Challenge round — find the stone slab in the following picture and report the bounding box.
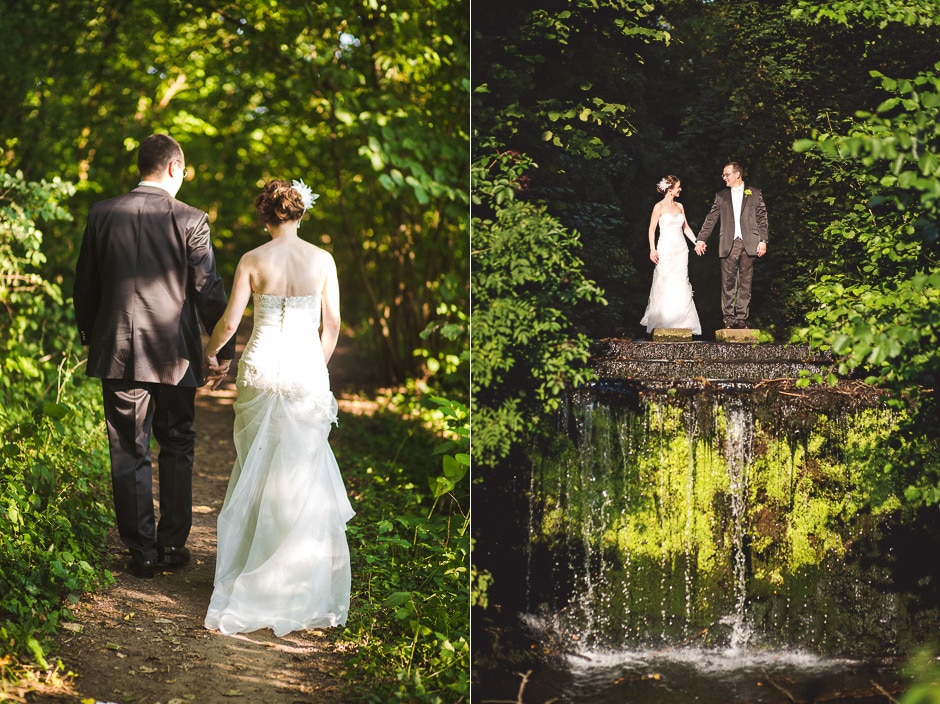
[588,338,836,382]
[652,328,694,341]
[715,328,760,344]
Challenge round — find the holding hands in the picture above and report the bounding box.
[694,240,765,257]
[204,354,232,391]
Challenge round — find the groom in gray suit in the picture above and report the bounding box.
[74,134,235,579]
[694,162,768,329]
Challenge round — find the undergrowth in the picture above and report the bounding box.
[333,391,470,703]
[0,171,114,672]
[0,376,114,661]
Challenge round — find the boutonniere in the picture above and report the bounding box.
[744,188,753,197]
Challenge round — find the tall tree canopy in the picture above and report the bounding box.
[471,0,670,467]
[473,0,939,341]
[470,0,940,506]
[1,0,469,383]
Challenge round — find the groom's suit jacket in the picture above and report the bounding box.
[697,186,769,257]
[74,185,235,387]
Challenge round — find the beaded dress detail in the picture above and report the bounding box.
[205,293,354,637]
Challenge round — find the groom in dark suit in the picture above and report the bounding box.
[74,134,235,579]
[694,162,768,329]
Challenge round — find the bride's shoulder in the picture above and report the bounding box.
[237,245,264,268]
[304,240,336,263]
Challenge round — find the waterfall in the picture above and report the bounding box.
[478,342,940,703]
[724,398,752,651]
[523,384,917,659]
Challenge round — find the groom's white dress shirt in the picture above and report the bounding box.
[731,185,744,239]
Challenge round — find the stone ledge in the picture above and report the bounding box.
[652,328,694,341]
[588,338,836,382]
[715,328,760,344]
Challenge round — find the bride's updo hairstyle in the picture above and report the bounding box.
[656,175,680,194]
[255,180,307,226]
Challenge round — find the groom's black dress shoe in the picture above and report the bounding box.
[157,546,191,569]
[127,557,157,579]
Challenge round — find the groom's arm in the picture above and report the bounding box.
[186,213,237,362]
[74,217,101,345]
[695,195,721,255]
[755,189,768,243]
[753,189,768,256]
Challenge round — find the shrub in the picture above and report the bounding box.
[335,393,469,703]
[0,170,113,662]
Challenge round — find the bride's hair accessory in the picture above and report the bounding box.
[291,179,319,211]
[657,175,680,194]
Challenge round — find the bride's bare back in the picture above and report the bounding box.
[244,236,332,298]
[205,222,341,369]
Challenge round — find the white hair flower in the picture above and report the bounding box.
[657,178,670,192]
[291,179,319,211]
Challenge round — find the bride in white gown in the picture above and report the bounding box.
[202,179,354,637]
[640,175,702,334]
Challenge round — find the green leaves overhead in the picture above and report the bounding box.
[795,64,940,221]
[792,0,939,28]
[0,0,469,384]
[471,147,605,465]
[793,60,940,395]
[473,0,667,158]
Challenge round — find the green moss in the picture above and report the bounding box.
[526,395,920,651]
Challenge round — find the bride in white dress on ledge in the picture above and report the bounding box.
[640,175,702,334]
[203,179,354,637]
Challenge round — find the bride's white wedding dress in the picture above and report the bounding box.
[640,211,702,334]
[204,293,354,637]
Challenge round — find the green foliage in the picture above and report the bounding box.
[471,147,605,466]
[793,0,939,28]
[0,170,113,663]
[796,63,940,220]
[347,513,468,703]
[0,391,114,658]
[0,0,469,384]
[335,397,468,702]
[791,60,940,513]
[416,303,470,398]
[472,0,668,158]
[901,649,940,703]
[470,542,493,609]
[426,396,469,525]
[793,62,940,389]
[0,172,76,402]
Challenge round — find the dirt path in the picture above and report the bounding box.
[28,323,366,704]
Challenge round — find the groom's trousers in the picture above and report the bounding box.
[101,380,196,563]
[720,237,755,326]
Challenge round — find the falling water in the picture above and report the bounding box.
[724,398,752,651]
[515,380,933,701]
